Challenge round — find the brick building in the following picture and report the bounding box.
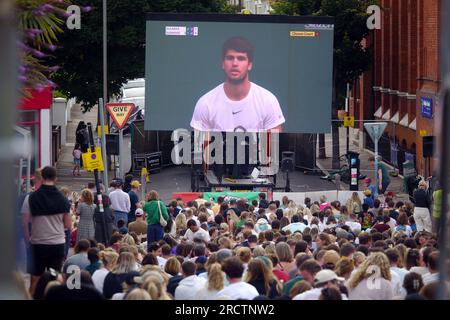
[350,0,440,176]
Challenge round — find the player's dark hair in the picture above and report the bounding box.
[222,36,254,62]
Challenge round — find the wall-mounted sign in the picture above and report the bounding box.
[420,97,433,119]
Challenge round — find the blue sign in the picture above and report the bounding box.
[421,97,433,118]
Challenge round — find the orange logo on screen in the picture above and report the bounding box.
[106,103,135,130]
[290,31,319,37]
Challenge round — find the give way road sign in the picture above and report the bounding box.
[364,122,387,143]
[106,103,135,130]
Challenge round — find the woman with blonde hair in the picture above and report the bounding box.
[284,201,298,220]
[195,263,225,300]
[142,272,172,300]
[103,251,137,299]
[245,258,282,298]
[346,192,362,215]
[174,212,187,235]
[76,188,96,242]
[92,249,119,294]
[347,252,393,300]
[125,288,151,300]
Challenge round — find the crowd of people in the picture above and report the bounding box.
[17,166,446,300]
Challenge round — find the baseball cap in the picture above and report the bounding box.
[364,177,371,184]
[195,256,207,264]
[131,180,141,188]
[217,249,233,262]
[314,269,344,285]
[135,208,144,217]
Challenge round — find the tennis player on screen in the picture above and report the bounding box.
[190,36,285,132]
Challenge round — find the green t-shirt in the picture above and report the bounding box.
[143,200,169,225]
[378,163,390,186]
[432,189,443,219]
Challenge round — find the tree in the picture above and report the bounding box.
[50,0,237,112]
[17,0,73,93]
[271,0,375,168]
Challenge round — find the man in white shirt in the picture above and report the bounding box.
[345,213,362,234]
[217,257,259,300]
[190,36,285,133]
[422,251,439,285]
[175,261,207,300]
[108,179,131,227]
[183,219,211,243]
[282,214,307,234]
[386,248,409,298]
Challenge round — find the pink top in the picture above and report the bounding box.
[320,203,331,211]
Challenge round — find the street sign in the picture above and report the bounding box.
[106,103,134,130]
[364,122,387,198]
[364,122,387,143]
[82,147,104,172]
[344,116,355,127]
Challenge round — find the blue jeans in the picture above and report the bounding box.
[114,211,128,227]
[147,224,164,248]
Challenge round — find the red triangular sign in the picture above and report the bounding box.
[106,103,135,130]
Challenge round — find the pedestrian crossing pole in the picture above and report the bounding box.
[87,122,108,244]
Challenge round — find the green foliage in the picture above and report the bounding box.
[17,0,70,92]
[271,0,377,107]
[50,0,235,112]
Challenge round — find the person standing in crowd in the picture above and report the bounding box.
[369,156,391,195]
[109,179,131,227]
[128,208,147,243]
[128,180,141,224]
[75,121,89,167]
[143,190,169,246]
[363,178,376,200]
[22,166,72,296]
[122,174,134,194]
[92,250,119,294]
[258,193,269,209]
[217,257,259,300]
[413,180,432,232]
[94,195,116,245]
[431,180,443,236]
[175,261,207,300]
[76,189,96,242]
[72,143,82,176]
[347,252,393,300]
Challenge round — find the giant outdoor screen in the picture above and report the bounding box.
[145,13,334,133]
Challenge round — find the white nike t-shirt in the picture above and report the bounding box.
[190,82,285,132]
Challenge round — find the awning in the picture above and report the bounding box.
[391,111,400,123]
[382,109,391,120]
[399,114,409,127]
[408,118,417,130]
[374,106,383,118]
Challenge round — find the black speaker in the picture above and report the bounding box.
[105,134,119,155]
[423,136,434,158]
[281,151,295,172]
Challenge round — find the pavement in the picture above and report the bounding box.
[316,127,409,202]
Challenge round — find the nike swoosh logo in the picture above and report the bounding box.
[232,111,242,115]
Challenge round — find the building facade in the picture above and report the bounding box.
[350,0,440,176]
